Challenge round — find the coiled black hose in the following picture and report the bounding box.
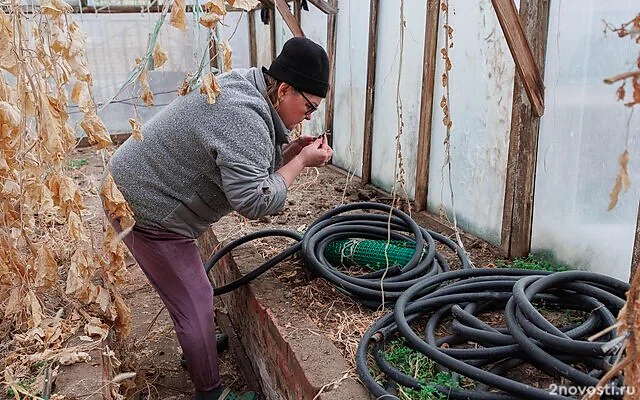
[206,202,471,307]
[356,268,629,400]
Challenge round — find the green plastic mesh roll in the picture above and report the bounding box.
[324,239,420,271]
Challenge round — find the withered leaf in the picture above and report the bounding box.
[100,172,135,230]
[607,150,630,211]
[169,0,187,31]
[68,211,88,241]
[81,113,112,149]
[35,245,57,288]
[219,40,232,72]
[138,68,154,106]
[26,290,43,328]
[199,12,221,29]
[58,350,91,365]
[129,118,143,141]
[41,0,73,17]
[112,291,132,337]
[152,42,168,69]
[227,0,260,11]
[0,101,20,138]
[200,72,221,104]
[203,0,226,15]
[66,22,92,84]
[0,10,17,75]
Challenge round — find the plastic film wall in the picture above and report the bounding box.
[331,0,369,177]
[253,11,272,68]
[74,12,250,134]
[370,0,427,199]
[531,0,640,282]
[425,0,517,246]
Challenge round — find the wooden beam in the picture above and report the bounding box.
[293,0,301,25]
[269,5,277,61]
[632,201,640,278]
[209,29,219,70]
[263,0,339,14]
[361,0,379,184]
[500,0,549,258]
[324,0,338,148]
[306,0,338,14]
[275,0,304,37]
[414,0,440,212]
[75,4,250,13]
[248,10,258,67]
[492,0,545,117]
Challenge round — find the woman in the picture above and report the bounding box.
[103,37,333,400]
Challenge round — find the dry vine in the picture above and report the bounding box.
[603,13,639,211]
[0,0,258,398]
[0,1,133,398]
[438,0,467,255]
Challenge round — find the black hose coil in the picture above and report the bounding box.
[206,202,472,307]
[357,268,629,400]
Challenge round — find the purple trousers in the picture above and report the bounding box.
[110,219,221,392]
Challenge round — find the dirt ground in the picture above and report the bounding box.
[62,143,505,400]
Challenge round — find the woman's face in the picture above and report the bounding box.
[276,83,323,129]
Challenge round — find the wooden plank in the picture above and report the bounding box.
[248,10,258,67]
[209,29,219,70]
[306,0,338,14]
[293,0,301,25]
[632,202,640,278]
[75,4,250,13]
[269,5,277,61]
[324,0,338,148]
[275,0,304,37]
[361,0,379,184]
[500,0,549,258]
[414,0,440,212]
[492,0,545,117]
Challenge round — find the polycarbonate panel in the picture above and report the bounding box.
[331,0,369,177]
[370,0,428,199]
[531,0,640,282]
[426,0,517,246]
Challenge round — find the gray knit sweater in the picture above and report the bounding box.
[107,68,290,238]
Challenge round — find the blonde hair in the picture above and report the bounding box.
[264,72,283,107]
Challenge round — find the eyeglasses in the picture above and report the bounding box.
[298,90,318,115]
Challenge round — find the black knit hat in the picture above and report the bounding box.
[264,37,329,98]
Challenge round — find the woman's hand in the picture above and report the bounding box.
[282,134,316,164]
[299,135,333,167]
[278,134,333,187]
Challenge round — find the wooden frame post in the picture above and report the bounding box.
[632,202,640,278]
[323,0,338,146]
[492,0,545,117]
[293,0,301,25]
[275,0,304,37]
[414,0,440,211]
[248,10,258,67]
[361,0,379,184]
[269,5,277,61]
[501,0,550,258]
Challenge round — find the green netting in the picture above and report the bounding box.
[324,239,421,271]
